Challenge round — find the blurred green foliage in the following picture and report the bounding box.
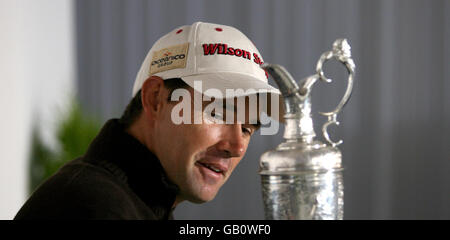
[29,101,101,194]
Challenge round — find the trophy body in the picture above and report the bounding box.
[260,142,343,220]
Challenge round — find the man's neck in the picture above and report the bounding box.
[125,116,154,153]
[172,196,184,209]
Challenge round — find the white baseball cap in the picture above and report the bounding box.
[132,22,280,98]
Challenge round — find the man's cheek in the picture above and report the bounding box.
[230,158,242,172]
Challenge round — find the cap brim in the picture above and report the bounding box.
[181,72,280,98]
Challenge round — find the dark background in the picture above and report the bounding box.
[75,0,450,219]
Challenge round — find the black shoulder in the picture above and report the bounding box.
[15,159,147,220]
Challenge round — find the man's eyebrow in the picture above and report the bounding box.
[252,121,262,130]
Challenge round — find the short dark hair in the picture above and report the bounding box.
[119,78,189,128]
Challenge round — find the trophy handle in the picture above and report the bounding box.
[316,39,355,147]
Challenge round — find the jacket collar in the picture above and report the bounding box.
[83,119,179,219]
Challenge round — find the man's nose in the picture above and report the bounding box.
[215,124,246,158]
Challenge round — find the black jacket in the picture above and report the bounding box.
[15,119,179,220]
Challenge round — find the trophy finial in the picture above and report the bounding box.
[333,39,352,59]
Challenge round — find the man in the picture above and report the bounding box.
[15,22,280,219]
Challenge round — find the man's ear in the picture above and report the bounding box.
[141,76,166,121]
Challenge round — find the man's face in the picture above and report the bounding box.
[152,87,259,203]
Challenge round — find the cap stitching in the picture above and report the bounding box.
[191,22,201,75]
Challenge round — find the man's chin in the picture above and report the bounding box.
[185,191,219,204]
[189,198,209,204]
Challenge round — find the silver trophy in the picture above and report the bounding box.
[260,39,355,220]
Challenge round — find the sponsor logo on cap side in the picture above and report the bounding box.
[150,43,189,75]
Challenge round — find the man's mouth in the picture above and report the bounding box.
[198,162,223,174]
[195,158,229,181]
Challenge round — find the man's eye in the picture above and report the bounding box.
[242,127,252,136]
[211,111,224,120]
